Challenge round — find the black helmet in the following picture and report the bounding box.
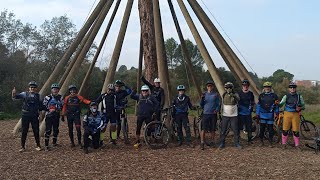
[115,80,124,86]
[242,79,250,86]
[90,101,97,107]
[206,80,214,85]
[68,85,77,91]
[224,82,234,88]
[288,82,297,88]
[28,81,38,87]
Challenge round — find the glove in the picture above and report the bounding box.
[201,93,205,100]
[63,116,67,122]
[296,107,302,112]
[213,110,218,114]
[275,114,279,120]
[60,116,65,122]
[152,113,157,120]
[191,106,196,111]
[255,114,260,120]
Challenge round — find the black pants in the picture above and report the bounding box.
[136,116,152,135]
[67,114,81,144]
[21,115,40,148]
[174,113,191,142]
[220,116,240,145]
[259,123,274,142]
[83,129,100,149]
[45,114,60,146]
[238,115,252,141]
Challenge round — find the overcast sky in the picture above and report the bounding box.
[2,0,320,80]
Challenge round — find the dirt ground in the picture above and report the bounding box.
[1,118,320,180]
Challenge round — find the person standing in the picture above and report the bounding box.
[62,85,91,148]
[42,83,64,151]
[279,82,305,150]
[12,81,44,152]
[218,82,241,150]
[172,85,195,147]
[256,82,279,147]
[199,80,220,150]
[238,79,255,144]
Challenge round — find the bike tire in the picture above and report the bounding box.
[121,117,129,144]
[144,121,169,149]
[300,120,317,140]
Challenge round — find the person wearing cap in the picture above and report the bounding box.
[83,102,106,154]
[42,83,64,151]
[130,85,159,148]
[256,81,279,147]
[114,80,132,140]
[238,79,255,144]
[141,76,165,121]
[199,80,221,150]
[62,85,91,148]
[95,84,118,146]
[12,81,44,152]
[172,85,195,147]
[279,82,305,149]
[219,82,241,150]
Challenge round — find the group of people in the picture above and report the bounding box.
[12,77,305,153]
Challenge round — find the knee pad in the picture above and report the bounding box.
[293,131,299,137]
[282,130,289,136]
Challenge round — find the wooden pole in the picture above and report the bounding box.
[79,0,122,95]
[167,0,202,99]
[177,0,224,96]
[153,0,172,107]
[101,0,134,93]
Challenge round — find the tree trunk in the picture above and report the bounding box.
[138,0,158,82]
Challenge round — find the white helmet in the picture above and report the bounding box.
[154,78,161,83]
[141,85,150,91]
[107,84,115,90]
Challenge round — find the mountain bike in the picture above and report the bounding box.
[305,128,320,153]
[193,106,203,140]
[144,106,175,149]
[120,108,130,144]
[239,116,259,141]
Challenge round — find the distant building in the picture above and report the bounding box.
[295,80,319,88]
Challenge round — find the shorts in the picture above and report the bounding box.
[201,114,217,132]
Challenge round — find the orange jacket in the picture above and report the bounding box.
[62,94,91,115]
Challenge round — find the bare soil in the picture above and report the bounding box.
[0,118,320,179]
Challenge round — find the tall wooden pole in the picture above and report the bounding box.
[177,0,224,96]
[187,0,260,97]
[138,0,158,82]
[153,0,172,107]
[60,0,115,95]
[101,0,134,93]
[39,0,107,95]
[79,0,122,95]
[167,0,202,99]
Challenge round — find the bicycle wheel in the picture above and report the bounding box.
[170,117,178,141]
[300,120,317,140]
[193,117,201,140]
[121,117,129,144]
[240,119,259,141]
[144,121,169,149]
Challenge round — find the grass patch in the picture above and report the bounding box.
[0,112,20,120]
[303,104,320,124]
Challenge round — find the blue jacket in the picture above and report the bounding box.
[131,92,159,117]
[238,90,255,116]
[172,94,193,114]
[256,92,279,120]
[115,86,132,110]
[200,91,220,115]
[83,111,105,134]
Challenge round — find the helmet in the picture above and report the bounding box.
[51,83,60,89]
[224,82,234,88]
[68,85,77,91]
[177,85,185,91]
[242,79,250,86]
[141,85,150,91]
[154,78,161,83]
[115,80,124,86]
[263,82,272,87]
[107,84,115,90]
[288,82,297,88]
[28,81,38,87]
[206,80,214,85]
[90,101,97,107]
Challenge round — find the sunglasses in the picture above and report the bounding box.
[289,87,296,89]
[225,87,232,89]
[29,86,37,89]
[207,85,213,87]
[142,90,148,92]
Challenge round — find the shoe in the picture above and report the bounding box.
[186,142,194,148]
[176,141,182,147]
[282,144,287,149]
[295,146,302,152]
[235,144,242,150]
[259,140,264,147]
[78,143,83,149]
[35,146,42,151]
[218,144,225,150]
[52,143,60,147]
[19,147,25,152]
[109,140,117,146]
[70,142,76,148]
[133,142,141,149]
[208,142,215,148]
[200,143,205,150]
[45,146,50,151]
[268,141,273,148]
[84,148,89,154]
